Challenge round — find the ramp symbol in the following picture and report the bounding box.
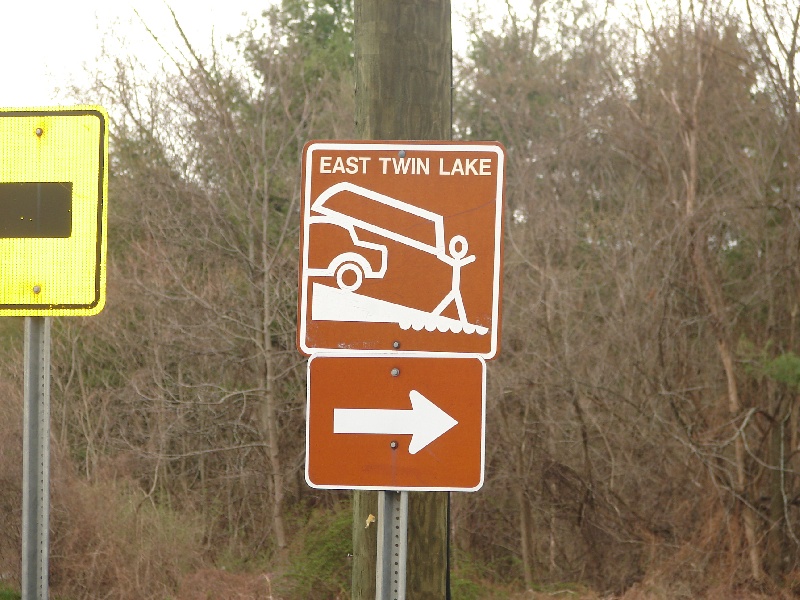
[306,182,488,335]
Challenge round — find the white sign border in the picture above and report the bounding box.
[304,351,487,492]
[298,141,505,360]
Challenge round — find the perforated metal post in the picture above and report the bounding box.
[376,491,408,600]
[22,316,50,600]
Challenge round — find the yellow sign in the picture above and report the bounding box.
[0,107,108,316]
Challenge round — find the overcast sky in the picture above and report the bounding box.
[0,0,512,109]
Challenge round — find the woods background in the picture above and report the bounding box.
[1,0,800,598]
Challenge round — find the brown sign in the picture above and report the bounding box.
[297,141,505,359]
[305,354,485,491]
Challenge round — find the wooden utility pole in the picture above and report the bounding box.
[351,1,452,598]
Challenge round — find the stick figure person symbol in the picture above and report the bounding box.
[431,235,476,324]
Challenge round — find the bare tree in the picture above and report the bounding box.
[52,5,354,564]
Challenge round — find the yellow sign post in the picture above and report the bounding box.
[0,107,108,316]
[3,106,109,600]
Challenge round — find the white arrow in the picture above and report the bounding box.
[333,390,458,454]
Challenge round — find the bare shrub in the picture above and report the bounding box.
[178,568,274,600]
[49,470,205,599]
[0,375,22,588]
[0,364,208,599]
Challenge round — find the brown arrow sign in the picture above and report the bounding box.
[305,353,485,491]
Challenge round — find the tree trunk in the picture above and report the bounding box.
[257,176,287,556]
[673,71,762,579]
[352,1,452,597]
[351,491,379,599]
[518,483,535,589]
[765,386,787,580]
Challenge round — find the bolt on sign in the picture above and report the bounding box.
[297,141,506,359]
[305,353,486,491]
[0,107,108,316]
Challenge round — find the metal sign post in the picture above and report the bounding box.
[2,106,108,600]
[297,141,505,596]
[376,491,408,600]
[22,316,51,600]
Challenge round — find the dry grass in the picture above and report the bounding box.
[48,474,205,599]
[177,568,276,600]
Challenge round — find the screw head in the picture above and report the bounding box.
[390,368,400,377]
[392,341,400,349]
[390,441,398,449]
[35,128,43,137]
[32,285,41,294]
[398,150,405,158]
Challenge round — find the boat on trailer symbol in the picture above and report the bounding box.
[306,182,488,335]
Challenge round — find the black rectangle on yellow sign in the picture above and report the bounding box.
[0,182,72,238]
